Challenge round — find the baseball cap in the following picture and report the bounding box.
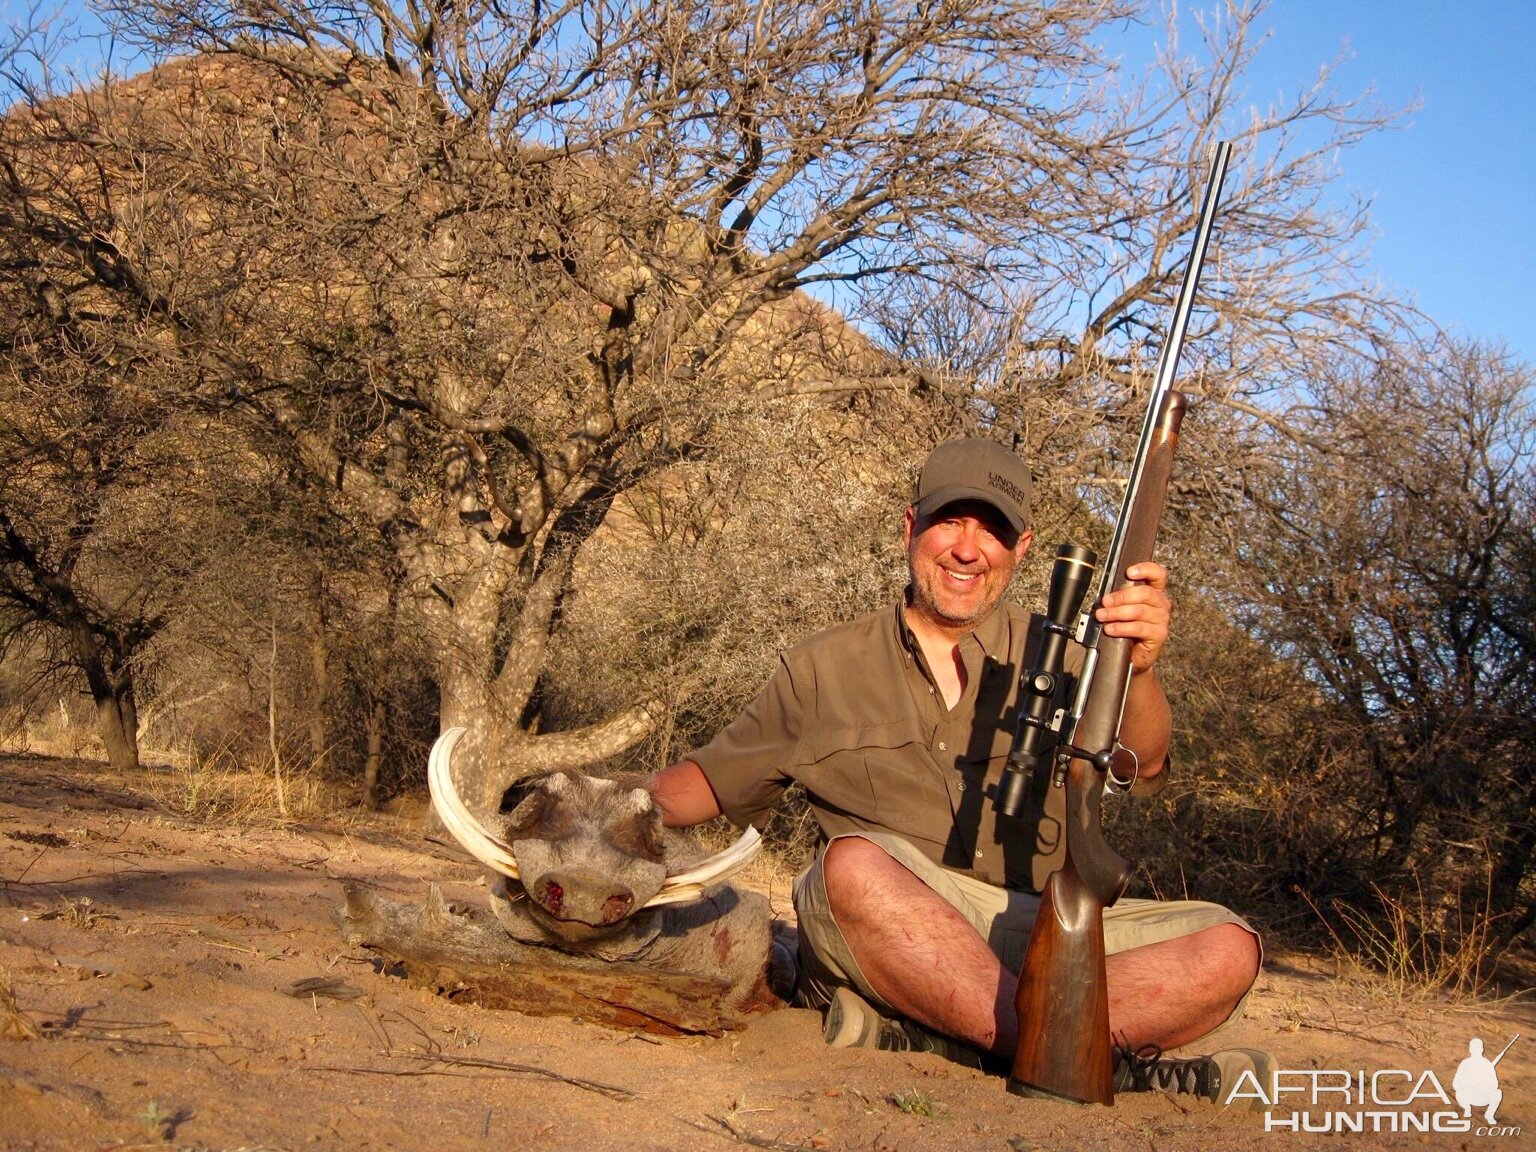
[912,438,1031,534]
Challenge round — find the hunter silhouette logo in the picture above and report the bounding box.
[1230,1032,1521,1136]
[1454,1035,1519,1124]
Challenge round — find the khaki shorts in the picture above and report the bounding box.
[793,832,1260,1028]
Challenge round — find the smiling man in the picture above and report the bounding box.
[651,438,1271,1105]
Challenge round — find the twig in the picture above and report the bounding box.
[378,1008,438,1054]
[192,932,270,958]
[356,1004,391,1053]
[11,847,49,885]
[51,1029,256,1060]
[430,1054,634,1098]
[1297,1020,1401,1043]
[681,1114,822,1152]
[305,1055,636,1101]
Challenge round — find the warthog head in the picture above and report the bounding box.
[428,727,761,943]
[499,768,668,942]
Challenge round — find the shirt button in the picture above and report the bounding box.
[975,849,984,858]
[928,686,935,694]
[956,781,966,792]
[937,741,947,751]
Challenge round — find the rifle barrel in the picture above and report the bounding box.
[1093,142,1232,612]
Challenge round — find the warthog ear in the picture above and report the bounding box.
[500,772,572,840]
[608,788,667,862]
[502,788,547,839]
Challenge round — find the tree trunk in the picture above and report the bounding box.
[308,587,330,772]
[71,626,142,773]
[268,618,288,817]
[91,676,140,773]
[437,670,494,809]
[423,548,661,824]
[362,698,386,810]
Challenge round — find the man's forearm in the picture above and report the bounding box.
[1118,667,1171,779]
[648,759,724,827]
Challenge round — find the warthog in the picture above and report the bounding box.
[421,727,790,1018]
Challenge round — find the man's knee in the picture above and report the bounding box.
[1213,921,1261,975]
[820,835,895,914]
[1196,922,1261,1001]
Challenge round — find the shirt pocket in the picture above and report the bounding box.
[955,721,1023,812]
[800,717,943,836]
[957,717,1065,879]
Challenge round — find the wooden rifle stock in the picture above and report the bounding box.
[1007,392,1187,1104]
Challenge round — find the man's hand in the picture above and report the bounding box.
[1094,561,1172,675]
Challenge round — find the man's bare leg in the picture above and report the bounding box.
[1105,921,1260,1050]
[821,836,1259,1056]
[821,836,1018,1053]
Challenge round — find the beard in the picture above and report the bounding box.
[907,561,1007,632]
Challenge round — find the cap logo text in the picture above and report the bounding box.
[988,472,1026,505]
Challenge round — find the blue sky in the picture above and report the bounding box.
[1227,1,1535,363]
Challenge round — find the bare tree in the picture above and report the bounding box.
[866,2,1406,541]
[1237,339,1535,942]
[3,0,1161,804]
[1103,336,1533,981]
[0,313,187,771]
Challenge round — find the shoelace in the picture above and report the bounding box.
[1113,1042,1212,1096]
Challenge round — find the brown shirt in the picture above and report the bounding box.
[691,598,1089,892]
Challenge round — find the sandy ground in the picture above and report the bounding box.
[1,751,1531,1152]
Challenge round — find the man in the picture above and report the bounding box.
[651,438,1269,1103]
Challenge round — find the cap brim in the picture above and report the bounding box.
[912,487,1027,534]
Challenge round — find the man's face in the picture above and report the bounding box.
[903,500,1032,633]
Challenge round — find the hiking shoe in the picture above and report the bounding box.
[821,987,992,1071]
[1113,1042,1276,1110]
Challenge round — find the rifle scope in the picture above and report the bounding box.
[994,543,1097,819]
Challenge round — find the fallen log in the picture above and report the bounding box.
[339,884,762,1036]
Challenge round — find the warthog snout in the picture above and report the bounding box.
[529,867,637,926]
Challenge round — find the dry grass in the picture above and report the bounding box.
[1302,873,1504,1003]
[59,895,102,930]
[0,965,42,1041]
[8,717,350,826]
[688,815,808,896]
[139,754,338,825]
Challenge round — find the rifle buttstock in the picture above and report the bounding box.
[1006,858,1114,1105]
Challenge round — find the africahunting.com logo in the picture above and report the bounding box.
[1230,1033,1521,1136]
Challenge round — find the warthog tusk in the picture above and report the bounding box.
[429,726,522,879]
[427,727,762,907]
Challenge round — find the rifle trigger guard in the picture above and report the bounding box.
[1104,745,1139,794]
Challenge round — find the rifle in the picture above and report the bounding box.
[992,142,1233,1105]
